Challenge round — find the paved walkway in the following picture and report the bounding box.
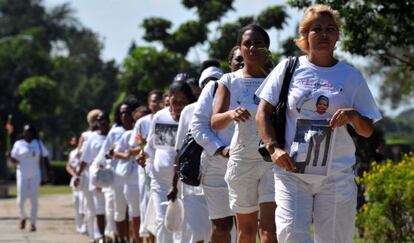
[0,193,89,243]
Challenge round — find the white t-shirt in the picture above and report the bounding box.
[220,69,266,162]
[175,103,204,196]
[11,138,49,179]
[145,107,178,189]
[93,126,125,168]
[129,114,154,177]
[257,56,382,177]
[115,130,138,185]
[81,131,107,190]
[69,149,80,170]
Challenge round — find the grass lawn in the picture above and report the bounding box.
[8,185,71,197]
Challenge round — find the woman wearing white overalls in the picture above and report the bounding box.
[9,124,49,232]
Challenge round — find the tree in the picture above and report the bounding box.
[119,46,190,102]
[0,0,119,161]
[17,76,58,119]
[288,0,414,105]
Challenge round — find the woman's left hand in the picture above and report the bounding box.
[330,108,358,128]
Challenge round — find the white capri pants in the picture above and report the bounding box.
[225,160,275,214]
[274,169,357,243]
[200,152,234,219]
[92,190,106,215]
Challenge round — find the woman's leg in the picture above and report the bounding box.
[16,175,28,228]
[211,216,234,243]
[236,212,258,243]
[29,176,41,229]
[258,202,276,243]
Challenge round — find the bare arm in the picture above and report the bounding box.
[330,108,373,138]
[65,158,77,177]
[256,99,295,171]
[167,153,180,202]
[211,83,251,131]
[113,150,131,160]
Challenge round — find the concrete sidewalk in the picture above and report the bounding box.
[0,193,89,243]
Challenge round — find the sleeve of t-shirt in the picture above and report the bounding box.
[256,58,289,106]
[129,119,141,147]
[175,106,191,151]
[144,117,156,159]
[218,72,232,91]
[81,139,93,165]
[11,141,24,160]
[115,133,128,152]
[352,73,382,123]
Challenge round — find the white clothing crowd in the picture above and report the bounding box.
[11,5,382,243]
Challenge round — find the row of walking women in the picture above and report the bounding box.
[66,4,381,243]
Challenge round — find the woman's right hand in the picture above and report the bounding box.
[271,148,296,172]
[136,152,147,167]
[167,186,178,202]
[230,106,251,123]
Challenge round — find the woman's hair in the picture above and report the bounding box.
[168,81,196,103]
[147,89,163,101]
[227,45,240,63]
[295,4,341,54]
[236,24,270,48]
[114,104,123,127]
[86,109,102,129]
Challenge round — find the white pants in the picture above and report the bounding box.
[179,195,211,243]
[225,160,275,214]
[72,190,86,232]
[274,170,357,243]
[16,175,40,225]
[104,189,116,236]
[82,184,101,240]
[151,181,173,243]
[138,166,151,236]
[113,181,141,220]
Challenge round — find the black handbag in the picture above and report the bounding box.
[258,56,299,162]
[177,130,203,186]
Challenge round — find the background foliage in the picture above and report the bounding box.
[357,156,414,241]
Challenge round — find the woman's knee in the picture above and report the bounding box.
[212,216,233,233]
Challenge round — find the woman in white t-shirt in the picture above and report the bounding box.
[211,24,276,243]
[256,5,381,242]
[129,90,164,243]
[139,82,196,243]
[66,148,86,234]
[8,124,49,232]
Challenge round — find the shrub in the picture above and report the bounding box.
[356,154,414,242]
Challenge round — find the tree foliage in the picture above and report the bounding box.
[17,76,58,119]
[0,0,119,159]
[119,46,190,96]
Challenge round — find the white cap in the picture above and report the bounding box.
[198,66,224,88]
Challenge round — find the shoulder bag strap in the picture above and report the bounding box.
[278,56,299,104]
